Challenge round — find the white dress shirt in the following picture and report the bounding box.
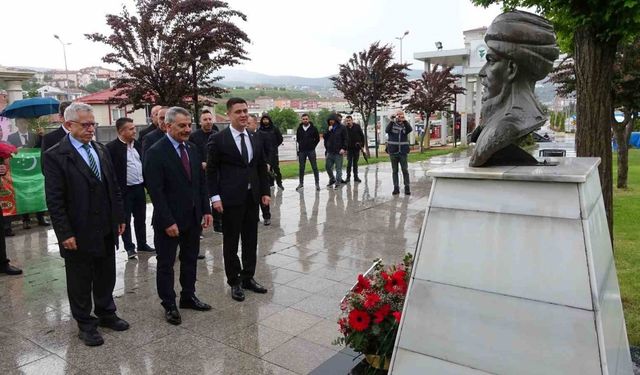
[211,126,253,203]
[119,137,144,186]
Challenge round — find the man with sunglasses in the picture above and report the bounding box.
[43,102,129,347]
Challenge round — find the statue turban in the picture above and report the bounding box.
[485,11,560,81]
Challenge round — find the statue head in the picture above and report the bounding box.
[480,11,559,104]
[470,11,559,167]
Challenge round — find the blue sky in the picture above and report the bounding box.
[3,0,503,77]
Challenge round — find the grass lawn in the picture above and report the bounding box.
[614,148,640,345]
[279,146,466,180]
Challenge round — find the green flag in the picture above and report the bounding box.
[9,148,47,214]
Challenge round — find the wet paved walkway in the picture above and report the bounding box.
[0,151,470,374]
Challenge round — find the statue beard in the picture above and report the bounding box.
[480,83,512,130]
[479,79,542,131]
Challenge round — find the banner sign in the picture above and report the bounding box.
[1,148,47,216]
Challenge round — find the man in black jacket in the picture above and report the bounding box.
[43,103,129,347]
[190,109,221,234]
[258,114,284,190]
[295,113,320,191]
[344,115,365,183]
[323,113,348,189]
[144,107,213,325]
[142,107,168,157]
[106,117,154,259]
[385,111,413,195]
[138,104,162,143]
[41,101,72,154]
[207,98,271,302]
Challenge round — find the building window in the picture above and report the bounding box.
[111,108,125,125]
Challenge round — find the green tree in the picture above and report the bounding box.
[82,80,111,93]
[472,0,640,235]
[315,108,333,133]
[267,107,299,131]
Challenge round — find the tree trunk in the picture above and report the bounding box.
[574,26,618,239]
[424,118,431,151]
[613,110,635,189]
[192,60,200,128]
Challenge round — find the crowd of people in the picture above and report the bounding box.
[0,98,414,347]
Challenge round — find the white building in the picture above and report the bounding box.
[413,27,487,146]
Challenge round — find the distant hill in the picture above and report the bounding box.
[219,68,424,89]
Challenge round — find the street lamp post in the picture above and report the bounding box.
[368,72,379,158]
[53,35,71,97]
[395,30,409,64]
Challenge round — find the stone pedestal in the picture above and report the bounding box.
[389,158,632,375]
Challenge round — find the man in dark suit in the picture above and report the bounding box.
[144,106,213,325]
[43,102,129,347]
[138,104,162,143]
[7,118,49,229]
[106,117,154,259]
[41,101,72,153]
[142,107,168,156]
[189,109,221,235]
[207,97,271,302]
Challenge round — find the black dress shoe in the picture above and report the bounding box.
[22,221,31,230]
[354,177,362,183]
[343,178,350,183]
[392,187,400,195]
[263,219,271,226]
[78,330,104,346]
[99,315,130,331]
[165,306,182,325]
[138,244,155,252]
[0,263,22,275]
[231,284,245,302]
[179,295,212,311]
[4,228,14,237]
[37,218,51,226]
[241,278,268,294]
[197,253,205,259]
[405,186,411,195]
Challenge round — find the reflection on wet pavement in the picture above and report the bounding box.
[1,155,464,374]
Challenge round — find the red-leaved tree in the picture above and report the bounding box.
[331,42,410,157]
[86,0,249,125]
[402,65,465,152]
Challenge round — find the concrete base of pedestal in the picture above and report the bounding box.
[389,158,632,375]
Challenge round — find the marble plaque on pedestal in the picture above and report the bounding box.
[389,158,632,375]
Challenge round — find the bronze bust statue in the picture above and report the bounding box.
[469,11,560,167]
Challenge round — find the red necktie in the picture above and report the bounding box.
[179,144,191,180]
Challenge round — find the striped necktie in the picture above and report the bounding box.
[81,144,101,180]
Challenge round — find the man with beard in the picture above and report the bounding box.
[295,113,320,191]
[469,11,559,167]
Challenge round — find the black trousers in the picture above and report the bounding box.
[346,149,360,179]
[122,184,148,251]
[213,209,222,229]
[154,218,200,309]
[298,150,319,185]
[222,190,258,286]
[64,236,117,332]
[271,156,282,186]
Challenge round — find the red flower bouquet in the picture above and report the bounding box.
[0,142,17,161]
[334,253,413,368]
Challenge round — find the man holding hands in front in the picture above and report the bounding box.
[207,98,271,302]
[144,107,213,325]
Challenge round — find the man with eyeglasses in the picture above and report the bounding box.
[43,102,129,347]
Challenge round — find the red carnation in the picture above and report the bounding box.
[392,311,402,323]
[348,310,371,332]
[363,293,381,309]
[354,274,371,293]
[373,304,391,323]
